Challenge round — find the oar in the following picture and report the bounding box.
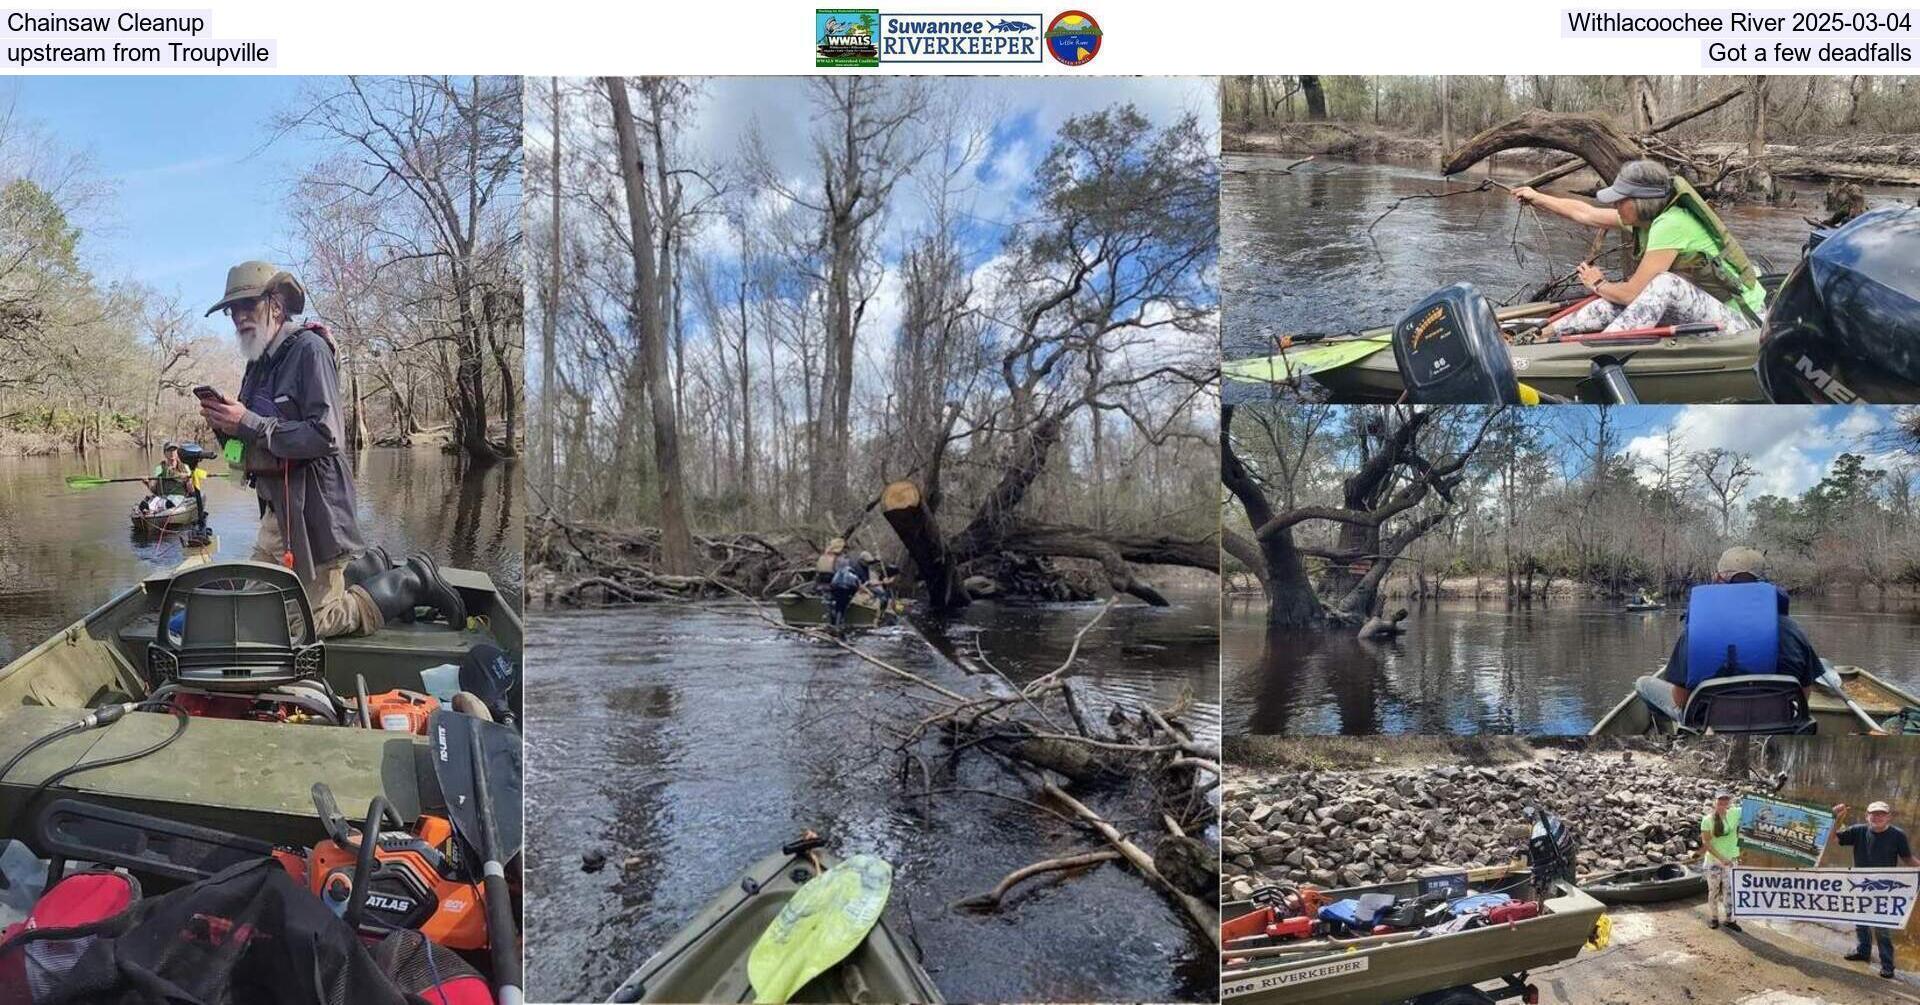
[66,472,229,489]
[748,850,894,1004]
[1816,660,1887,735]
[466,721,523,1005]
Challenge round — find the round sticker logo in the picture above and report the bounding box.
[1045,11,1101,66]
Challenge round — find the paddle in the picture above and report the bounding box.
[1223,335,1392,382]
[66,472,228,489]
[430,709,524,1004]
[748,851,894,1004]
[1816,659,1887,735]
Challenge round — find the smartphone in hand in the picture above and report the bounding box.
[192,385,226,403]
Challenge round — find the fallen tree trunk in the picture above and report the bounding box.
[998,523,1218,607]
[1442,110,1645,181]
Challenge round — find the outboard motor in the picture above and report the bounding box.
[1392,283,1523,404]
[1524,808,1578,894]
[1760,205,1920,403]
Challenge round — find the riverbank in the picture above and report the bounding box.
[1222,572,1920,603]
[1221,741,1732,900]
[1223,121,1920,192]
[527,516,1220,609]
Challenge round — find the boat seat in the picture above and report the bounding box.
[1680,674,1815,735]
[145,561,324,693]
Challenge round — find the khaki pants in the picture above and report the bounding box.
[252,513,382,638]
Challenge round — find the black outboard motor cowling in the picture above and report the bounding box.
[1760,205,1920,403]
[1392,283,1523,404]
[1525,808,1578,893]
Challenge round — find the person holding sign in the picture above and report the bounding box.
[1832,800,1916,980]
[1702,791,1743,932]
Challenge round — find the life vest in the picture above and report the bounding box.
[1635,176,1764,320]
[1683,581,1787,688]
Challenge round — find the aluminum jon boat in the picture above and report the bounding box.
[611,840,944,1003]
[0,547,522,848]
[775,590,902,628]
[1588,665,1920,736]
[1222,871,1605,1005]
[1224,298,1765,403]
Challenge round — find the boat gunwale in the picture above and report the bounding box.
[1587,665,1920,736]
[1221,876,1603,980]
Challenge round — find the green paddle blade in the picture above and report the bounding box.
[748,854,893,1004]
[64,474,131,488]
[1223,335,1391,382]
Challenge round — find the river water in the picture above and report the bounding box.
[524,595,1220,1003]
[1223,594,1920,736]
[1221,154,1893,401]
[0,448,522,664]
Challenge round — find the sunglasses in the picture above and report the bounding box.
[223,296,266,320]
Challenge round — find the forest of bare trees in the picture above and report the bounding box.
[1223,75,1920,145]
[1225,404,1920,629]
[278,75,524,462]
[527,78,1220,605]
[0,77,524,462]
[1222,75,1920,196]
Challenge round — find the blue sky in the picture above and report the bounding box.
[3,76,330,305]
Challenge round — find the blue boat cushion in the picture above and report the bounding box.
[1318,893,1398,933]
[1685,582,1780,688]
[1447,892,1513,915]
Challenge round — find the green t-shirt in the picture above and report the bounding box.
[1701,805,1742,864]
[1640,206,1767,317]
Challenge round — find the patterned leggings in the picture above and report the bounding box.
[1544,272,1742,337]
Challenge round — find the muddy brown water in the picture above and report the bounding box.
[0,448,522,665]
[1220,154,1909,402]
[524,596,1219,1003]
[1223,594,1920,736]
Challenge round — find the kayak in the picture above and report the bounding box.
[1581,863,1706,905]
[1589,665,1920,736]
[610,842,944,1003]
[1622,601,1666,612]
[776,590,902,629]
[130,495,200,532]
[1224,297,1766,403]
[1221,870,1605,1005]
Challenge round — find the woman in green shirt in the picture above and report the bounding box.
[1514,160,1766,337]
[1701,791,1743,932]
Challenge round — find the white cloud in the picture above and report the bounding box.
[1622,405,1864,500]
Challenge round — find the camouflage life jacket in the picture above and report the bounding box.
[1635,176,1764,321]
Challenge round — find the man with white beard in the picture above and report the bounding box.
[198,261,464,638]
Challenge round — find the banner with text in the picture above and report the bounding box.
[1731,867,1920,929]
[1738,796,1835,866]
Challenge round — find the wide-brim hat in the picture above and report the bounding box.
[207,260,306,317]
[1716,546,1767,578]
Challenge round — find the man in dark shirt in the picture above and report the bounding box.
[200,262,463,637]
[1831,800,1917,979]
[1632,546,1823,721]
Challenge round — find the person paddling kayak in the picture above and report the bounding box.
[1831,800,1917,980]
[139,442,198,514]
[1700,791,1742,933]
[1630,546,1824,722]
[1513,160,1766,338]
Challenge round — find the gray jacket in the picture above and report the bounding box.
[223,321,366,581]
